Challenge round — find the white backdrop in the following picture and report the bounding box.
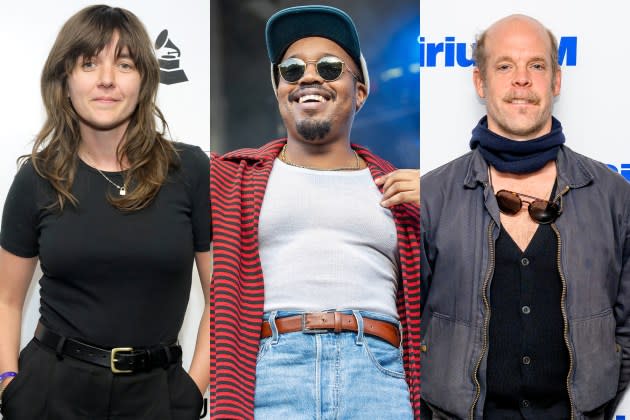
[421,0,630,417]
[0,2,209,418]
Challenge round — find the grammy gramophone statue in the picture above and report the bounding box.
[155,29,189,85]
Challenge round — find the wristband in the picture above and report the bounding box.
[0,372,17,383]
[0,372,17,406]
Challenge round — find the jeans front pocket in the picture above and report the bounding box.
[363,335,406,378]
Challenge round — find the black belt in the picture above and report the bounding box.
[34,323,182,374]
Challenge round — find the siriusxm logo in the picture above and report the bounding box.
[419,36,577,67]
[608,164,630,182]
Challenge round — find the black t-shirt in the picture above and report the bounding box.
[0,142,210,347]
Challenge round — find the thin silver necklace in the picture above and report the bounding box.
[95,168,127,196]
[81,151,127,196]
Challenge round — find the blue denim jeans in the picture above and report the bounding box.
[254,310,413,420]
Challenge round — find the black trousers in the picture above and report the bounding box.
[1,339,203,420]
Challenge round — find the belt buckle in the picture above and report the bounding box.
[301,313,330,334]
[111,347,134,373]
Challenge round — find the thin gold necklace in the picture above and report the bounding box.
[279,144,362,171]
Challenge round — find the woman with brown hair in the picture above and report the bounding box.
[0,5,209,419]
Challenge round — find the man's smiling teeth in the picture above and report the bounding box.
[298,94,326,103]
[509,99,531,104]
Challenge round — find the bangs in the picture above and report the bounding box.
[62,6,152,75]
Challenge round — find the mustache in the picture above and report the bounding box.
[503,91,540,104]
[288,83,336,102]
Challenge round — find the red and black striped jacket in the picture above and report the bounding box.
[210,139,421,419]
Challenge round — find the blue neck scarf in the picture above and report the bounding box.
[469,116,565,174]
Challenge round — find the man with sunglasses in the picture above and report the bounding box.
[420,14,630,420]
[210,5,420,419]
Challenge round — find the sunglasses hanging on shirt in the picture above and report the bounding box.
[489,168,563,224]
[495,190,561,224]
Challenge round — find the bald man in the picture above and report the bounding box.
[420,15,630,420]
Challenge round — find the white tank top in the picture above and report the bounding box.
[259,159,400,319]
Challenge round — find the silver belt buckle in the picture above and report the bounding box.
[301,312,331,334]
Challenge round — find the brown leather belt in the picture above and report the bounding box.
[260,312,400,348]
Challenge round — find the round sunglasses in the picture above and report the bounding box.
[495,189,561,224]
[277,56,360,83]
